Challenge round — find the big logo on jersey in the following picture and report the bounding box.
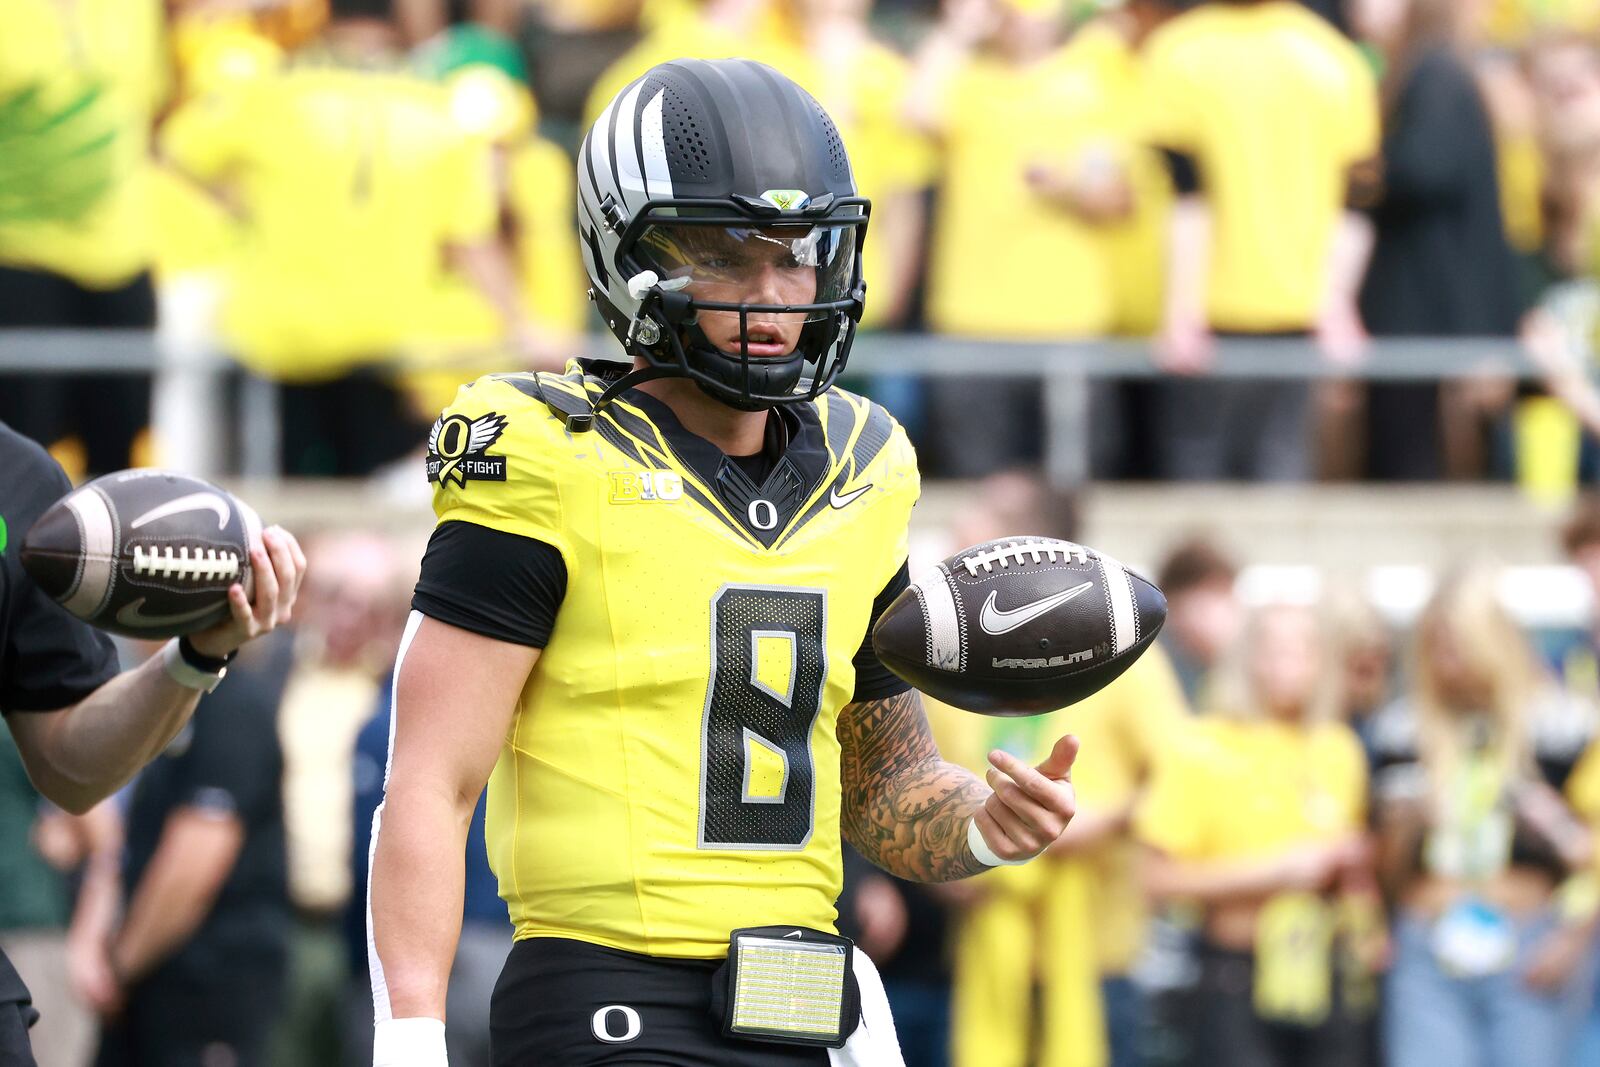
[427,413,508,488]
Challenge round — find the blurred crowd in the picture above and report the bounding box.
[3,477,1600,1066]
[10,0,1600,486]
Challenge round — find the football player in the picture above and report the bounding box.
[367,58,1079,1066]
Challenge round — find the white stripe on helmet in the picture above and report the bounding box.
[640,88,673,200]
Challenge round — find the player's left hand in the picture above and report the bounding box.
[976,735,1079,863]
[188,525,306,659]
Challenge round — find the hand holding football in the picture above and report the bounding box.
[22,469,266,640]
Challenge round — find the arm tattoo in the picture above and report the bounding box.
[838,689,992,882]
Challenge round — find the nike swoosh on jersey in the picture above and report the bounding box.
[115,599,225,630]
[130,492,231,531]
[829,482,873,509]
[978,582,1095,636]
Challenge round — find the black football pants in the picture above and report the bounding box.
[491,938,831,1066]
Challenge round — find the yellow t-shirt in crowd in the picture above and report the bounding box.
[152,22,288,283]
[0,0,167,288]
[583,6,794,130]
[404,134,592,416]
[925,49,1121,338]
[1497,127,1545,256]
[1568,738,1600,825]
[1060,19,1175,336]
[161,61,498,381]
[1069,642,1189,975]
[773,40,935,330]
[1137,716,1368,864]
[149,164,239,282]
[509,138,590,337]
[1139,0,1379,332]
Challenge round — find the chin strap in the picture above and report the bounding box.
[543,360,678,433]
[593,362,676,417]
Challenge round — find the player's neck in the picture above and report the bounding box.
[634,375,769,458]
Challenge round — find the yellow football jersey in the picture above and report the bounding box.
[428,362,919,958]
[1139,1,1379,331]
[160,60,497,380]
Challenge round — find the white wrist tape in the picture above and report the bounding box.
[160,638,227,693]
[968,815,1030,867]
[373,1017,447,1067]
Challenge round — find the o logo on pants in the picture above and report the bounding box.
[591,1005,642,1044]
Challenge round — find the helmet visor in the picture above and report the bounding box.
[633,221,858,324]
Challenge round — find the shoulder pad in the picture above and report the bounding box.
[489,369,597,432]
[539,367,598,433]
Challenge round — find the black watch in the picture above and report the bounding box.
[178,635,239,673]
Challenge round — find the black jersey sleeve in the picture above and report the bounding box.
[851,561,912,703]
[0,428,118,714]
[411,520,568,648]
[1161,149,1201,195]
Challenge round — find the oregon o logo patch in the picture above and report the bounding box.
[426,413,509,488]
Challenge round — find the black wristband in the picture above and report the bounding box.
[178,634,238,673]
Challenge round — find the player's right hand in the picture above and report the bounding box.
[976,735,1080,862]
[188,526,306,659]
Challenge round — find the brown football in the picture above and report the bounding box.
[872,537,1166,716]
[21,469,260,639]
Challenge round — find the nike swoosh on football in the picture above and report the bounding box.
[978,581,1095,636]
[829,482,872,509]
[130,492,231,531]
[115,599,226,630]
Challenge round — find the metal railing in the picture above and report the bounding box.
[0,329,1542,483]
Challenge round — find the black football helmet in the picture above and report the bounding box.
[576,58,869,412]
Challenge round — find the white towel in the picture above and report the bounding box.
[829,950,906,1067]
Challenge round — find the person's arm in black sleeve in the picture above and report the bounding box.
[1160,149,1201,196]
[0,427,304,814]
[411,521,567,647]
[0,438,118,714]
[108,659,284,988]
[852,560,912,702]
